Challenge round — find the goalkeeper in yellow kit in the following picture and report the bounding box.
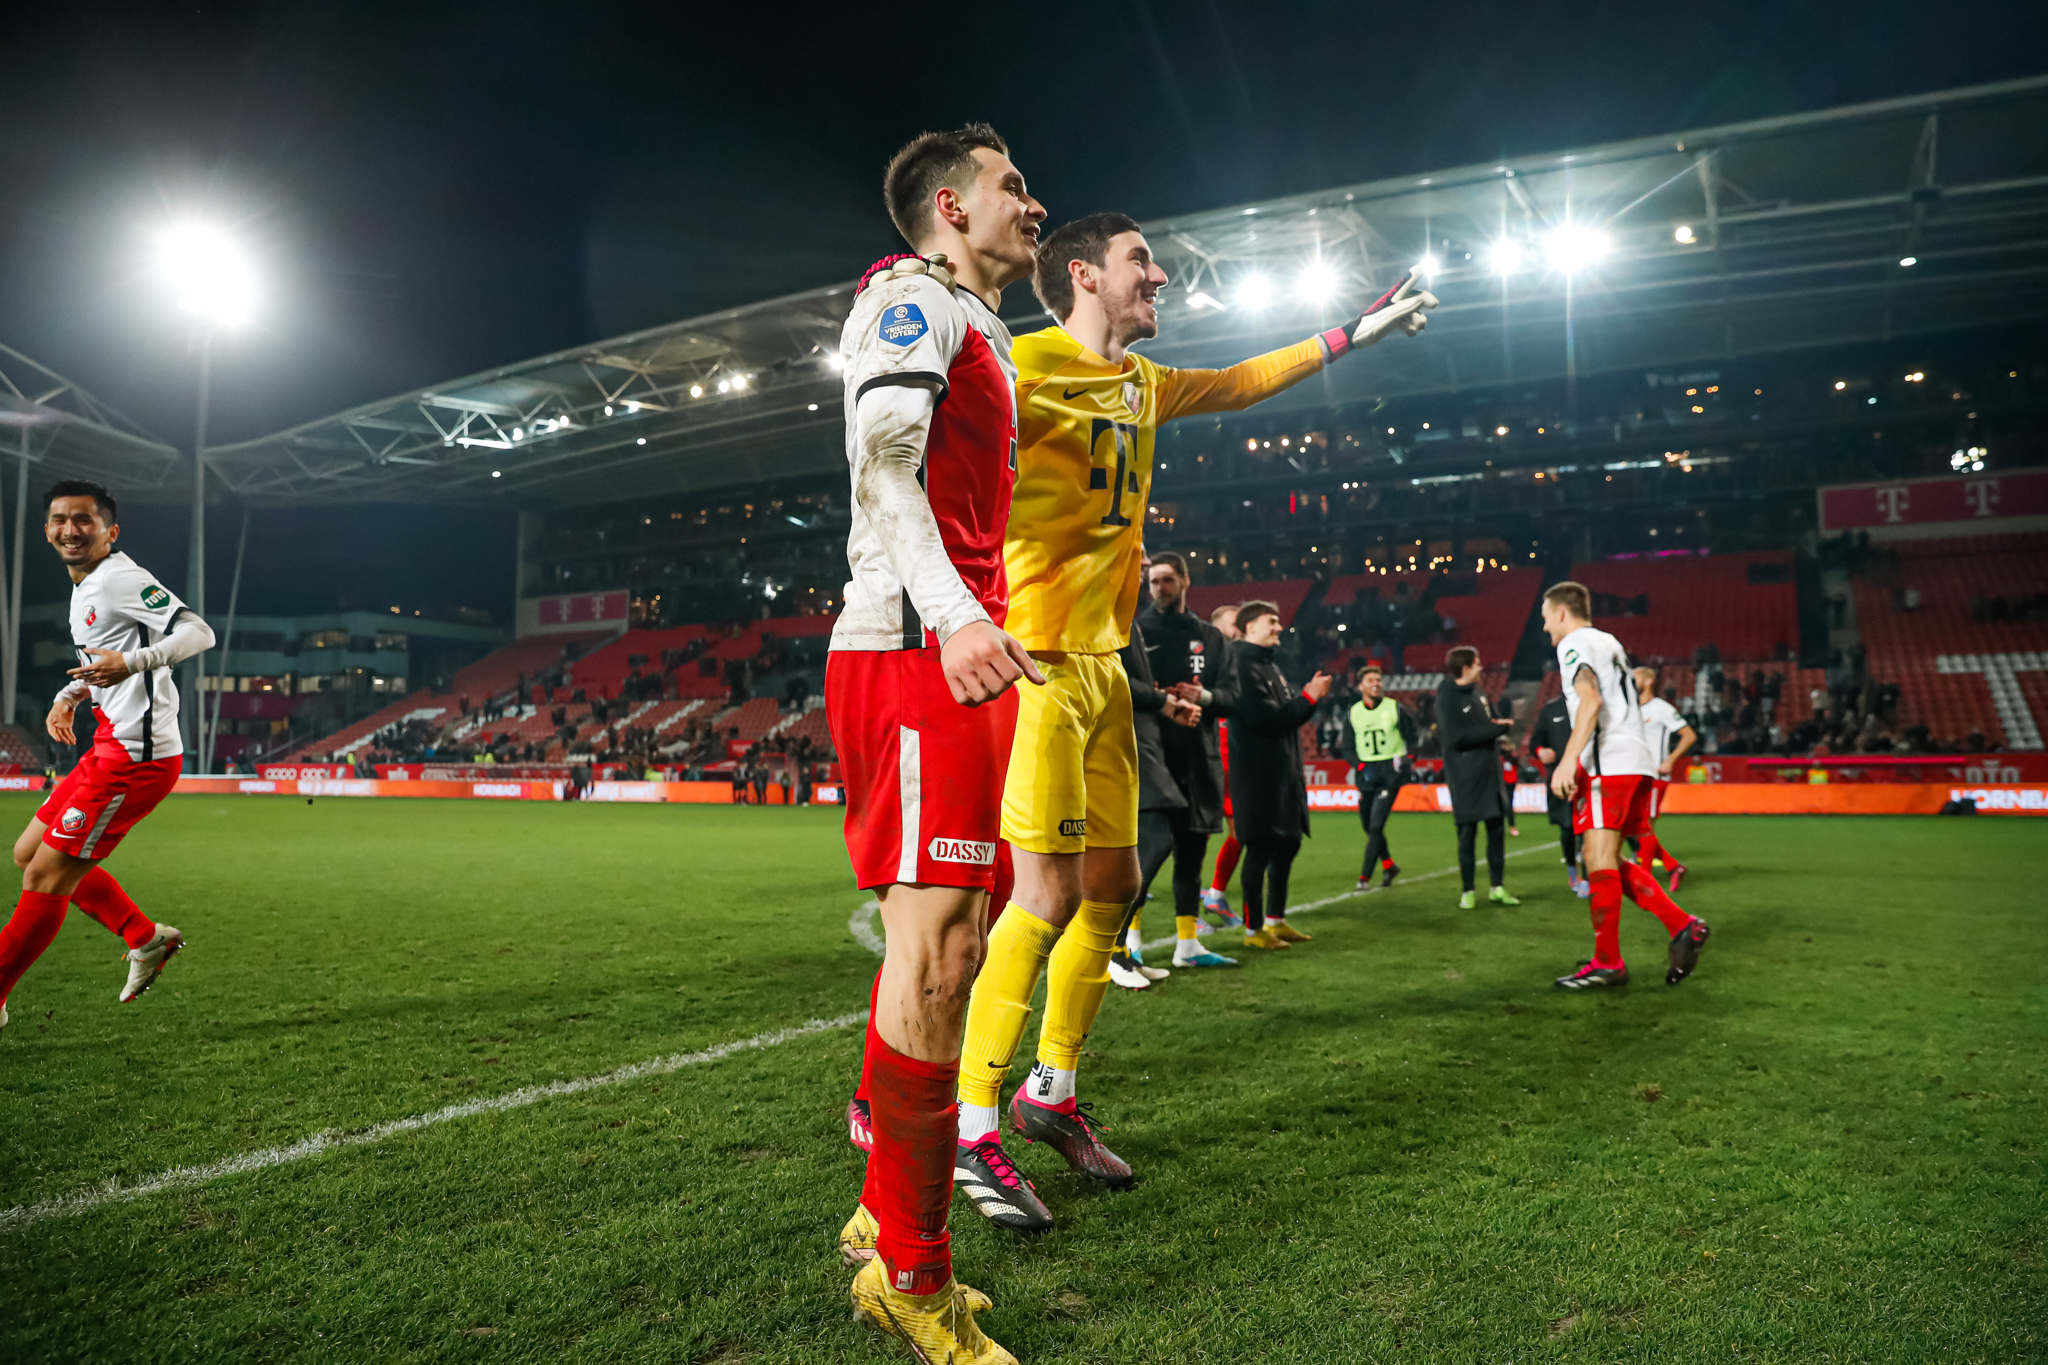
[950,212,1437,1231]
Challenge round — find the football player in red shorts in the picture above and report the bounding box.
[1541,581,1709,990]
[824,123,1045,1365]
[1633,665,1697,892]
[0,481,215,1029]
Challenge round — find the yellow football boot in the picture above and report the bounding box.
[1242,927,1291,950]
[851,1255,1011,1362]
[1267,920,1312,943]
[839,1203,879,1266]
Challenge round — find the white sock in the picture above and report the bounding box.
[1124,926,1142,953]
[1024,1059,1076,1107]
[957,1103,1000,1145]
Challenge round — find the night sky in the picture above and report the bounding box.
[2,1,2043,619]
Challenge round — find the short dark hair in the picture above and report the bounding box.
[1032,212,1143,320]
[883,123,1010,247]
[1149,550,1189,580]
[1357,662,1383,679]
[1445,645,1479,679]
[1236,599,1279,633]
[1544,580,1592,621]
[45,480,116,524]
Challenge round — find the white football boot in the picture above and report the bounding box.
[120,925,184,1002]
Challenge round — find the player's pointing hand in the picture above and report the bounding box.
[940,620,1046,707]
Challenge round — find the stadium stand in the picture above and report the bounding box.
[1570,551,1799,664]
[1186,577,1312,625]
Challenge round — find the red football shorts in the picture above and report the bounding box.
[1650,776,1670,820]
[825,647,1017,891]
[37,748,182,859]
[1570,767,1652,838]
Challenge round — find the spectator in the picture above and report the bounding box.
[1435,646,1517,908]
[1225,600,1328,949]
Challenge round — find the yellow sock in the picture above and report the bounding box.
[1176,914,1200,941]
[1037,899,1126,1074]
[957,906,1061,1108]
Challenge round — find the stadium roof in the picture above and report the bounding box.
[0,344,184,495]
[205,74,2048,509]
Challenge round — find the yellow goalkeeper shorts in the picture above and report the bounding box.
[1001,649,1139,855]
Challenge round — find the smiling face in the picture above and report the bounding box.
[948,147,1045,289]
[1086,230,1169,346]
[1359,668,1384,703]
[1242,611,1282,648]
[45,494,116,571]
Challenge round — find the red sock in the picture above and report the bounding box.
[1211,836,1241,892]
[857,996,884,1218]
[1587,870,1624,968]
[0,891,71,1004]
[867,1031,959,1296]
[1622,861,1693,934]
[68,867,156,949]
[854,966,881,1108]
[1639,831,1679,871]
[1381,858,1394,870]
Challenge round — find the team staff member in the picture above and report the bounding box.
[1343,663,1416,891]
[823,122,1045,1364]
[1135,552,1239,966]
[1226,602,1330,948]
[1202,603,1247,925]
[1632,667,1695,891]
[1542,582,1710,991]
[0,481,212,1028]
[1436,647,1519,910]
[1530,692,1587,896]
[954,211,1434,1221]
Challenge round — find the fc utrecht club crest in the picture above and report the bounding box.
[58,807,88,835]
[1121,382,1141,415]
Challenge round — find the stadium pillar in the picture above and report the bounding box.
[184,334,210,771]
[4,453,24,732]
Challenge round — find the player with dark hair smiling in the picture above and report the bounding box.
[0,481,214,1030]
[951,211,1436,1231]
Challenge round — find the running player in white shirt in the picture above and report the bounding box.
[0,482,214,1029]
[1633,666,1697,893]
[1540,581,1709,990]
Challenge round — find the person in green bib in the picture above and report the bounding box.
[1342,663,1418,891]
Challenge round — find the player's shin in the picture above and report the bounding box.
[866,1034,959,1295]
[0,891,70,1003]
[956,908,1060,1120]
[1620,860,1693,934]
[68,866,155,948]
[1032,898,1124,1104]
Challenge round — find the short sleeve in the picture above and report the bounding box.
[843,275,965,403]
[110,562,187,635]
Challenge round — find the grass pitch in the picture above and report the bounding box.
[0,795,2042,1363]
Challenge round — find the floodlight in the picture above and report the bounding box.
[1413,254,1441,277]
[1236,274,1272,309]
[689,384,704,398]
[157,223,255,325]
[1899,256,1917,267]
[732,374,749,390]
[1673,224,1695,244]
[1486,240,1525,276]
[1297,260,1339,304]
[1545,223,1610,272]
[823,351,844,371]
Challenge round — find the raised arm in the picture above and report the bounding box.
[1156,288,1438,422]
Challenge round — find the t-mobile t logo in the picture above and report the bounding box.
[1964,478,2001,518]
[1874,485,1909,523]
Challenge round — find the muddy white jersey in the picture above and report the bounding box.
[1556,625,1653,777]
[68,552,188,762]
[831,269,1018,652]
[1639,696,1684,768]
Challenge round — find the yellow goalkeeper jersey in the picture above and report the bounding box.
[1005,326,1329,653]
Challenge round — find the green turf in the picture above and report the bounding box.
[0,796,2042,1363]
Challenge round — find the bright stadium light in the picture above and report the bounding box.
[1413,254,1441,277]
[1899,255,1917,267]
[1546,222,1611,272]
[1487,240,1526,276]
[157,223,255,325]
[1186,290,1225,311]
[1674,224,1696,244]
[1297,260,1339,304]
[1237,273,1272,309]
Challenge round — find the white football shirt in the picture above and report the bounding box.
[1555,624,1653,776]
[68,551,188,762]
[1639,695,1684,768]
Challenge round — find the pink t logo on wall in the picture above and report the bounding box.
[1964,479,2001,517]
[1873,486,1909,523]
[1819,468,2047,532]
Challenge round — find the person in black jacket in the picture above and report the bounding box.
[1136,553,1245,962]
[1110,622,1233,984]
[1529,691,1588,895]
[1435,646,1520,909]
[1226,601,1330,949]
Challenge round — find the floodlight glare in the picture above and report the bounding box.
[1673,224,1695,244]
[1487,240,1525,276]
[1545,223,1611,272]
[1237,273,1272,309]
[1899,256,1917,267]
[157,223,255,325]
[1413,254,1441,277]
[1185,290,1225,311]
[1297,260,1339,304]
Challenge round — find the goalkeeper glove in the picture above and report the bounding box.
[1318,288,1437,360]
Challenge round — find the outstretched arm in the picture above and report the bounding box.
[1156,288,1437,422]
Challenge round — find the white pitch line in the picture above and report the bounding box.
[0,1011,867,1233]
[849,845,1554,957]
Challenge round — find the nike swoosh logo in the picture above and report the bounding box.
[1061,386,1090,400]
